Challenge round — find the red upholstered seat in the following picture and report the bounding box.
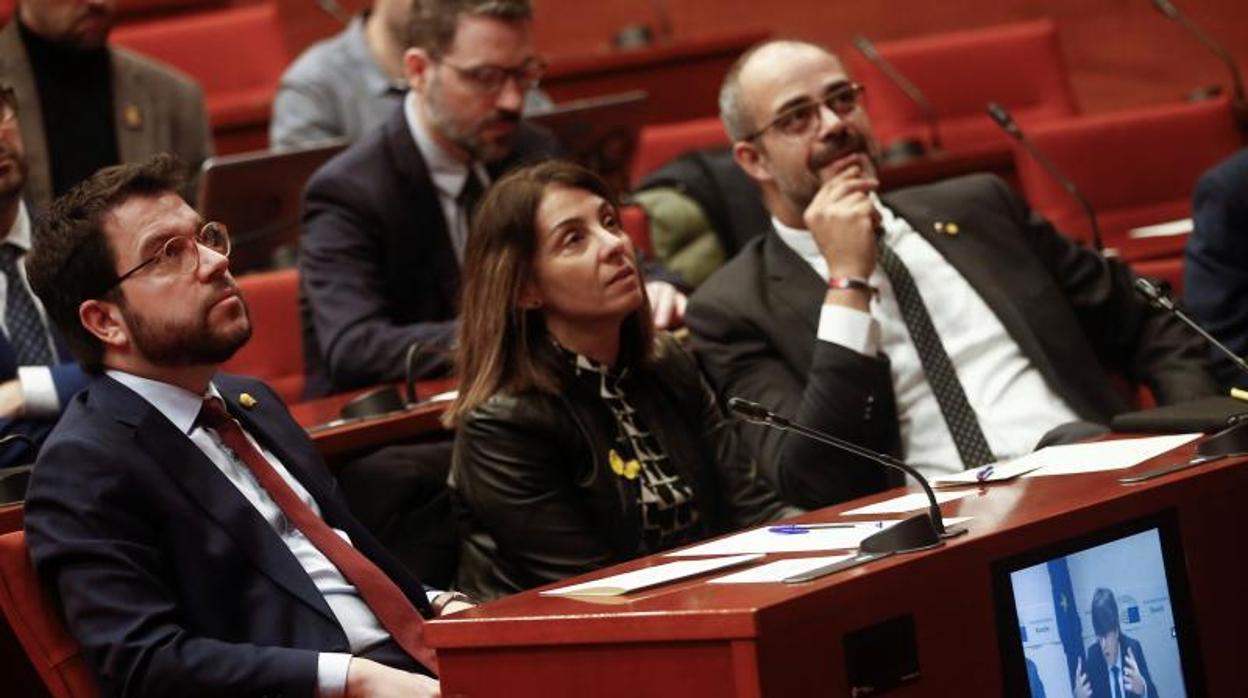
[220,268,305,403]
[1011,96,1242,260]
[844,19,1078,154]
[0,531,98,698]
[630,117,729,187]
[110,3,289,131]
[620,204,652,257]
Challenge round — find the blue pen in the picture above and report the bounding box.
[769,523,856,534]
[976,464,995,482]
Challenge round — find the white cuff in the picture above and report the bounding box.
[317,652,352,698]
[16,366,60,417]
[817,305,881,357]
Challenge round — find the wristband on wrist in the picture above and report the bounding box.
[827,276,878,296]
[431,590,474,615]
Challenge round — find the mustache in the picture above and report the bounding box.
[484,109,522,127]
[808,129,869,171]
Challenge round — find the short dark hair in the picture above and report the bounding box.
[1090,587,1121,637]
[445,159,655,426]
[407,0,531,55]
[26,154,186,373]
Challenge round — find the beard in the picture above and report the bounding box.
[0,145,28,202]
[773,126,878,213]
[424,74,521,163]
[122,287,252,368]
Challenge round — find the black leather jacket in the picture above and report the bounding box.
[450,337,797,600]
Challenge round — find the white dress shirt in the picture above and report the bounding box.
[106,370,390,698]
[405,91,490,264]
[2,201,62,416]
[773,198,1080,478]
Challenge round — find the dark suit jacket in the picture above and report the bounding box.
[1185,147,1248,389]
[688,173,1217,509]
[23,373,433,697]
[451,336,797,601]
[0,324,87,469]
[299,104,560,398]
[1084,634,1157,698]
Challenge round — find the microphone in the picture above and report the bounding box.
[314,0,351,26]
[727,397,968,555]
[852,35,943,154]
[986,102,1106,253]
[1151,0,1248,132]
[1134,277,1248,377]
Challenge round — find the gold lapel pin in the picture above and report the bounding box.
[934,221,960,236]
[239,393,258,409]
[122,103,143,130]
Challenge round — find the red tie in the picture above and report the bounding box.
[199,397,438,673]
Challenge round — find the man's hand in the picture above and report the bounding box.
[345,657,440,698]
[0,379,24,419]
[1124,646,1148,696]
[646,281,687,330]
[803,152,880,279]
[1073,656,1092,698]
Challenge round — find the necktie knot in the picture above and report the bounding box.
[199,396,233,430]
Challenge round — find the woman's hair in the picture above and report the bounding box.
[444,160,654,426]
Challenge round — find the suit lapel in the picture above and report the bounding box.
[0,23,53,211]
[95,377,339,625]
[762,230,824,373]
[110,51,158,164]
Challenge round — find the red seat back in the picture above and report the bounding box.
[630,117,729,186]
[1013,97,1242,257]
[111,3,289,129]
[0,532,98,698]
[845,19,1078,153]
[620,204,652,257]
[220,268,305,403]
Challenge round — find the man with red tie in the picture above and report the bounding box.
[22,155,465,697]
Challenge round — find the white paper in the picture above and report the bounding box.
[841,490,972,516]
[668,521,897,556]
[1127,218,1192,239]
[1020,433,1201,477]
[931,458,1048,487]
[540,554,762,596]
[709,555,856,584]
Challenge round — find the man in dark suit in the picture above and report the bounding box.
[1074,588,1156,698]
[686,39,1216,509]
[0,83,88,469]
[22,155,467,697]
[300,0,687,399]
[1184,148,1248,390]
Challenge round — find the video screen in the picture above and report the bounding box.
[996,517,1201,698]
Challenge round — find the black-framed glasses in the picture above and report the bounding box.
[437,57,546,95]
[103,221,231,293]
[0,87,17,124]
[744,83,866,141]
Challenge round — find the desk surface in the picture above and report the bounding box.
[290,379,455,459]
[426,436,1248,697]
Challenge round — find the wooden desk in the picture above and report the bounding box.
[879,142,1016,192]
[426,438,1248,696]
[290,379,455,460]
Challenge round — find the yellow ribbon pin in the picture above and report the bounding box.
[239,393,258,409]
[608,449,640,480]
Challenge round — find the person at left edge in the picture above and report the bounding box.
[0,83,88,469]
[23,155,470,697]
[444,160,796,601]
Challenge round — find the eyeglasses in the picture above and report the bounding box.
[437,57,546,95]
[104,221,231,292]
[744,83,866,141]
[0,87,17,124]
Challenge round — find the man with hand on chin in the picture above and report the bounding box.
[22,155,467,697]
[686,39,1216,510]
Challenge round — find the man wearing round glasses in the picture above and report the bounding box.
[686,39,1217,510]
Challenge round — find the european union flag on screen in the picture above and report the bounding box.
[1048,558,1084,691]
[1127,605,1140,624]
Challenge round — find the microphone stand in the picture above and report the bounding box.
[1133,278,1248,458]
[728,398,968,555]
[852,36,944,156]
[1151,0,1248,135]
[986,102,1106,253]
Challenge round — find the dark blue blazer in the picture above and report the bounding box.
[1083,633,1158,698]
[23,373,432,698]
[0,326,87,468]
[1185,147,1248,389]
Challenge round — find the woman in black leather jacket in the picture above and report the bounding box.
[444,161,796,600]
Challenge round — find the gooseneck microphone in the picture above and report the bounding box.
[1151,0,1248,132]
[1134,277,1248,377]
[314,0,351,26]
[852,36,944,154]
[986,102,1106,253]
[728,397,968,554]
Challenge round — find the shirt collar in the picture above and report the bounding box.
[772,194,913,263]
[4,202,31,252]
[345,12,407,98]
[106,369,223,435]
[404,91,489,200]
